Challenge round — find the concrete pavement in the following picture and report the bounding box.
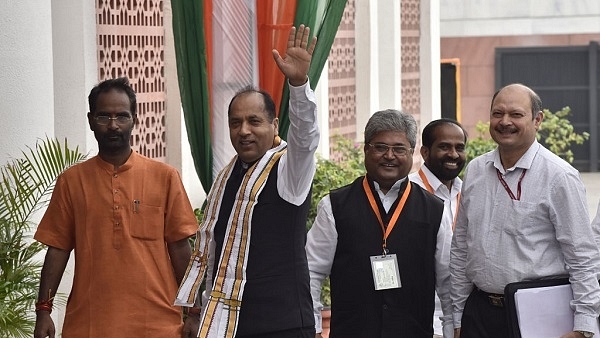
[581,172,600,219]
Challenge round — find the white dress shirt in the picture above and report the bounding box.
[409,165,461,338]
[276,79,320,205]
[409,165,462,224]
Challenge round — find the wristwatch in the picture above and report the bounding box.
[577,331,594,338]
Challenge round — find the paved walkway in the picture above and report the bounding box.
[581,172,600,219]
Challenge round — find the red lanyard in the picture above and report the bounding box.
[418,168,460,230]
[496,168,527,200]
[362,177,411,254]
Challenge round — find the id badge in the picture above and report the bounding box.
[370,254,401,290]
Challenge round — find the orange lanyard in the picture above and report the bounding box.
[362,177,411,255]
[418,168,460,230]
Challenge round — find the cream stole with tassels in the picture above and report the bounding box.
[175,140,288,338]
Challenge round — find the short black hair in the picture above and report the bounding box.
[88,77,137,115]
[421,118,467,148]
[227,86,277,121]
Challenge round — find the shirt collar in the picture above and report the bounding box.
[372,176,407,196]
[95,150,137,173]
[491,140,540,174]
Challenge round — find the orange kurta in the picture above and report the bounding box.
[35,152,198,337]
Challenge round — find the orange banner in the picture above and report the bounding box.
[257,0,297,116]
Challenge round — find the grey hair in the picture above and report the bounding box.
[364,109,417,148]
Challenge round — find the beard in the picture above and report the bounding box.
[96,131,132,153]
[426,159,465,182]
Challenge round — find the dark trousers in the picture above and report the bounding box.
[460,288,509,338]
[236,326,315,338]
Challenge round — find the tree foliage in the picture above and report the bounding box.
[309,136,366,228]
[0,137,85,338]
[538,107,589,163]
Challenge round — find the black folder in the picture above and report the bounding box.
[504,278,570,338]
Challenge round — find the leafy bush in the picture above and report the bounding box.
[465,121,497,164]
[309,136,365,228]
[0,138,84,338]
[466,106,588,164]
[538,107,589,163]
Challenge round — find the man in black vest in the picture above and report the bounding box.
[176,25,319,338]
[306,109,453,338]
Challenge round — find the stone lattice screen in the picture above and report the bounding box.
[96,0,166,161]
[401,0,421,122]
[401,0,422,170]
[328,0,357,161]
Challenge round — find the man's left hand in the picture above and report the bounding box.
[272,24,317,86]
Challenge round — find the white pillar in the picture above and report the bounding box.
[376,0,402,111]
[420,0,442,126]
[51,1,98,153]
[316,62,330,159]
[354,0,402,142]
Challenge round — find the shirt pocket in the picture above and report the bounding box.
[501,200,538,236]
[130,203,164,240]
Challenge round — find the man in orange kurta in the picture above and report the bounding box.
[33,77,198,338]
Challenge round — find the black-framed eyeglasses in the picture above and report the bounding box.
[94,115,133,126]
[368,143,412,156]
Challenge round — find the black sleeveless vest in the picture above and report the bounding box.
[329,176,444,338]
[213,160,314,336]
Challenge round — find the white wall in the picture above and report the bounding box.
[0,2,55,164]
[441,0,600,37]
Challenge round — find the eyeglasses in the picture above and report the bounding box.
[368,143,412,156]
[94,115,133,125]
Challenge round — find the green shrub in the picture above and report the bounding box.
[309,136,365,229]
[0,138,84,338]
[538,106,589,163]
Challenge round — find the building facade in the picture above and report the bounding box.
[440,0,600,170]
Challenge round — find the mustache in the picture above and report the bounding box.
[495,125,518,133]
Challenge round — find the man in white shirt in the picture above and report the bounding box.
[409,118,467,230]
[409,118,466,338]
[451,83,600,338]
